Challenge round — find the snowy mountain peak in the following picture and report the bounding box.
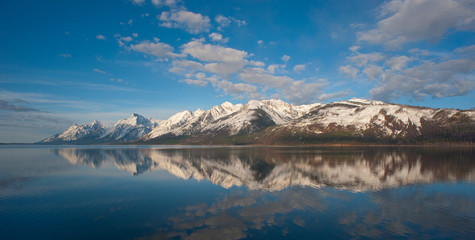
[168,110,193,125]
[40,98,475,144]
[41,120,105,143]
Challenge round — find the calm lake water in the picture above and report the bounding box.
[0,146,474,240]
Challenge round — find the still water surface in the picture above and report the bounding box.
[0,146,474,239]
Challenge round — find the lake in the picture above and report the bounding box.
[0,145,474,239]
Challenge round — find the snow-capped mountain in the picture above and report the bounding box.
[257,98,475,144]
[54,147,475,192]
[40,113,159,144]
[40,98,475,144]
[100,113,160,142]
[198,99,320,136]
[41,120,105,143]
[142,101,243,140]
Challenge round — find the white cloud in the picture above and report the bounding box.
[267,64,286,74]
[209,32,229,43]
[257,40,264,45]
[317,90,353,102]
[131,0,145,5]
[169,66,186,74]
[239,67,293,88]
[408,48,432,56]
[93,68,109,75]
[215,15,246,30]
[209,79,260,98]
[348,52,385,67]
[293,64,306,74]
[182,39,248,63]
[281,55,290,62]
[152,0,181,7]
[358,0,475,48]
[385,55,412,71]
[96,34,106,40]
[132,33,139,37]
[282,80,327,105]
[215,15,231,30]
[250,60,265,67]
[117,36,133,46]
[174,60,204,70]
[203,62,247,75]
[159,10,210,34]
[370,58,475,101]
[180,79,208,86]
[129,40,178,58]
[454,45,475,53]
[362,64,383,80]
[339,65,359,78]
[59,54,71,58]
[127,19,133,25]
[349,46,360,52]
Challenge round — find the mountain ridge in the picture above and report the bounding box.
[39,98,475,145]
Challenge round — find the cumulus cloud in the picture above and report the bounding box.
[215,15,231,30]
[210,79,260,98]
[385,55,412,71]
[348,52,385,67]
[281,55,290,62]
[96,34,106,40]
[131,0,145,5]
[129,39,178,58]
[250,61,265,67]
[159,10,210,34]
[117,36,133,46]
[362,64,383,80]
[204,62,247,75]
[151,0,180,7]
[267,64,286,74]
[339,65,359,79]
[293,64,306,74]
[239,67,293,88]
[209,32,229,43]
[370,58,475,101]
[174,59,204,70]
[180,79,208,86]
[282,79,327,104]
[358,0,475,48]
[182,39,248,63]
[215,15,246,30]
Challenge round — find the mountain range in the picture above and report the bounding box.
[40,99,475,144]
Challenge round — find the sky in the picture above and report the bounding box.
[0,0,474,143]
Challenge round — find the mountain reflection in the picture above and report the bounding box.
[54,147,475,192]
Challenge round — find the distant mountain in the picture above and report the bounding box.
[41,120,105,144]
[100,113,160,142]
[40,113,158,144]
[39,99,475,145]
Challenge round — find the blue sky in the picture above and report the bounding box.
[0,0,474,142]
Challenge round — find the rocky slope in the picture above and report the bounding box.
[39,98,475,144]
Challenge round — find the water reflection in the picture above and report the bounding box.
[55,147,475,192]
